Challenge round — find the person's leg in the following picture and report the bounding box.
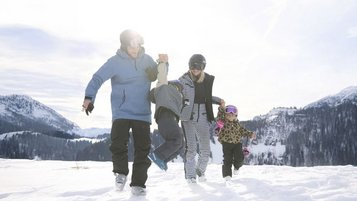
[130,120,152,188]
[222,142,234,178]
[155,109,183,162]
[181,121,198,180]
[195,114,211,175]
[109,119,130,175]
[233,142,244,170]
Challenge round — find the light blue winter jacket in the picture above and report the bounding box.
[85,48,157,123]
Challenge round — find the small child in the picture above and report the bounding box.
[148,62,184,171]
[216,104,256,181]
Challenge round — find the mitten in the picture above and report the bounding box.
[145,67,158,81]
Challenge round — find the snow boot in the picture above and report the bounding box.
[224,176,233,185]
[148,152,168,171]
[114,173,127,191]
[196,169,207,182]
[131,186,146,196]
[233,168,239,175]
[186,178,197,184]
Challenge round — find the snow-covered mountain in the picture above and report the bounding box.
[304,86,357,109]
[0,94,80,134]
[0,94,110,137]
[243,86,357,166]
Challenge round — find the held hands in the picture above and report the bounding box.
[157,54,168,63]
[250,133,257,140]
[82,99,94,116]
[220,99,225,108]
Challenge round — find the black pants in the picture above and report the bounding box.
[155,108,184,162]
[222,142,244,177]
[109,119,151,188]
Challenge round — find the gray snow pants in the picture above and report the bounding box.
[181,103,211,179]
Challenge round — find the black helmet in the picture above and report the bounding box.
[189,54,206,70]
[120,29,144,50]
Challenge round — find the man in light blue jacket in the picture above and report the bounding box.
[82,29,166,196]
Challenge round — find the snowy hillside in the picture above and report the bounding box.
[1,159,356,201]
[241,86,357,166]
[304,86,357,109]
[0,94,80,133]
[253,107,298,122]
[0,94,112,137]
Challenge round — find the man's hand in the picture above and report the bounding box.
[82,99,94,116]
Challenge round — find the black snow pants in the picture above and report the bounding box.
[109,119,151,188]
[222,142,244,177]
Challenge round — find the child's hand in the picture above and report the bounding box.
[158,54,168,63]
[251,133,256,139]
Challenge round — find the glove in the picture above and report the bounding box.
[216,120,224,129]
[145,67,158,81]
[85,102,94,115]
[243,147,250,157]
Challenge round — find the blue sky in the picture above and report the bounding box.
[1,0,357,129]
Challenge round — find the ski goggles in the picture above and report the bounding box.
[128,38,143,49]
[225,105,238,114]
[189,62,205,70]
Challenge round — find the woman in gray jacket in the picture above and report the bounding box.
[179,54,225,183]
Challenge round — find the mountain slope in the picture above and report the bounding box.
[304,86,357,108]
[0,94,80,134]
[242,86,357,166]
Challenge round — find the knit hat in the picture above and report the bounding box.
[120,29,144,50]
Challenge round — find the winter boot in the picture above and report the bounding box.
[196,169,207,182]
[233,168,239,175]
[224,176,233,185]
[131,186,146,196]
[114,173,127,191]
[186,177,197,184]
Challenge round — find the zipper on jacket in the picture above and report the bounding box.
[196,104,201,122]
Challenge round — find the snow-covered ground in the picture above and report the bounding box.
[1,159,356,201]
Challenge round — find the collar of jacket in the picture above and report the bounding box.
[116,47,145,59]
